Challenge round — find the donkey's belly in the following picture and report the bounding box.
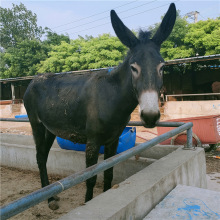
[44,124,87,144]
[60,130,87,144]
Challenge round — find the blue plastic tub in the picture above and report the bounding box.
[15,114,28,119]
[57,127,136,154]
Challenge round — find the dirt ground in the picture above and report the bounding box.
[0,166,103,220]
[205,153,220,174]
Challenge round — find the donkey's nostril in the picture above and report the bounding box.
[140,110,144,119]
[140,110,160,128]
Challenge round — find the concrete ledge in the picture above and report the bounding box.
[163,100,220,120]
[58,147,207,220]
[0,134,177,184]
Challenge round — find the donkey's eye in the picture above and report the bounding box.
[131,65,138,73]
[159,66,164,76]
[130,62,141,77]
[157,62,165,76]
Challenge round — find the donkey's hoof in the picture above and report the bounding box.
[48,201,59,210]
[53,195,60,201]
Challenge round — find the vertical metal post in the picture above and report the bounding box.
[185,127,193,149]
[11,83,15,104]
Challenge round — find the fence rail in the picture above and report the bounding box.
[1,118,186,126]
[0,118,29,122]
[165,93,220,101]
[0,119,193,220]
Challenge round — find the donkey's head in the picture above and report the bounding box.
[111,3,176,128]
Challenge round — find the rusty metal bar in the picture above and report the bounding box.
[0,122,193,220]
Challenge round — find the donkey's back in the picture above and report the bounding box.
[24,70,127,143]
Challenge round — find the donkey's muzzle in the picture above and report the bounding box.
[140,110,160,128]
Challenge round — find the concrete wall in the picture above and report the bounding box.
[164,100,220,120]
[0,105,13,117]
[0,103,27,117]
[0,133,178,184]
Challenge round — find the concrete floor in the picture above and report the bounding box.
[144,185,220,220]
[143,172,220,219]
[206,172,220,192]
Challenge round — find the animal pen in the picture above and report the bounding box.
[0,49,219,220]
[0,3,218,218]
[0,119,194,220]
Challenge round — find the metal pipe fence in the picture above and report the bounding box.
[165,93,220,101]
[0,119,193,220]
[0,118,29,122]
[0,118,185,127]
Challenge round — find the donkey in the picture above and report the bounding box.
[23,3,176,210]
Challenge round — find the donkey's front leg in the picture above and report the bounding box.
[85,143,100,202]
[104,139,118,191]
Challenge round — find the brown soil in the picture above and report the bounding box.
[0,166,103,220]
[205,152,220,174]
[0,121,32,135]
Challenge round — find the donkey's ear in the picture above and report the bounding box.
[152,3,176,46]
[111,10,139,49]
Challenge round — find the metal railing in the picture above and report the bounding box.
[165,93,220,101]
[0,119,193,220]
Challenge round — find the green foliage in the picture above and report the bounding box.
[160,14,191,59]
[1,40,48,78]
[0,3,44,49]
[161,17,220,60]
[43,30,70,46]
[38,34,127,73]
[150,11,220,60]
[184,18,220,56]
[0,3,48,78]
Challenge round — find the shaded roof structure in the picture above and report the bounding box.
[1,54,219,83]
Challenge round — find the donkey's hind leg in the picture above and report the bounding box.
[85,142,100,202]
[31,122,58,210]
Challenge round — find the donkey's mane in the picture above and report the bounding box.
[138,30,152,43]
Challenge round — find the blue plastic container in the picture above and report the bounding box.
[15,114,28,119]
[57,127,136,154]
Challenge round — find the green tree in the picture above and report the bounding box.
[0,3,44,49]
[37,34,127,73]
[184,18,220,56]
[1,40,48,78]
[43,30,70,46]
[150,11,191,60]
[37,40,78,73]
[150,12,220,60]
